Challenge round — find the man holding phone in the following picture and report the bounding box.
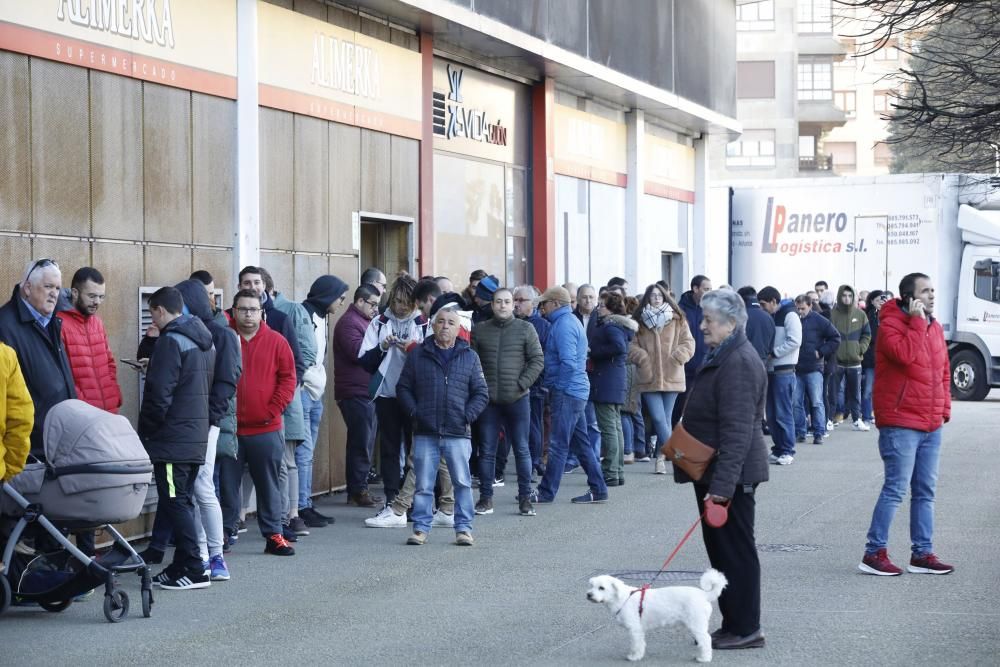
[860,273,953,576]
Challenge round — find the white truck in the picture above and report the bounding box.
[727,173,1000,401]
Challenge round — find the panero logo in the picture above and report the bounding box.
[760,196,857,256]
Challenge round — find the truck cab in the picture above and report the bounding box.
[951,205,1000,400]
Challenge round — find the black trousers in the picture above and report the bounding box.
[218,431,284,537]
[375,397,410,503]
[693,483,761,637]
[152,462,202,576]
[338,398,376,495]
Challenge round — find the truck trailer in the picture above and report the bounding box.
[727,173,1000,401]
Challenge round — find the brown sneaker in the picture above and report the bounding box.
[347,490,382,508]
[455,531,474,546]
[406,531,427,546]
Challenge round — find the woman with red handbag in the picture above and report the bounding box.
[674,289,769,651]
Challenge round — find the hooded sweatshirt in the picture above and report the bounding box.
[301,275,349,400]
[830,285,871,366]
[138,313,216,464]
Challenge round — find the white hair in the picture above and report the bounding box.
[701,290,748,330]
[21,259,61,287]
[513,284,539,305]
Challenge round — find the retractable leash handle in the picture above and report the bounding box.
[704,497,730,529]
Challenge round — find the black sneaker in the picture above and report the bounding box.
[795,435,806,444]
[237,519,248,534]
[152,568,174,586]
[493,475,505,488]
[288,516,310,536]
[474,497,494,515]
[518,496,536,516]
[299,507,328,528]
[310,506,336,524]
[158,571,211,591]
[281,524,299,542]
[367,468,381,484]
[265,534,295,556]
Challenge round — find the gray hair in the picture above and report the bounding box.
[701,289,748,331]
[513,284,539,305]
[577,283,595,297]
[21,258,61,287]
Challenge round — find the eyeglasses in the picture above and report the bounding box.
[236,307,261,315]
[513,298,532,303]
[364,299,380,308]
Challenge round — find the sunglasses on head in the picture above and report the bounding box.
[26,258,58,283]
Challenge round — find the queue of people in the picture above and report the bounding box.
[0,259,953,649]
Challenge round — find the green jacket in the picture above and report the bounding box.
[272,292,312,441]
[471,315,544,405]
[830,285,871,366]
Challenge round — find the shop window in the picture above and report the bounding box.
[834,90,856,116]
[974,259,1000,303]
[798,60,833,100]
[737,61,776,99]
[726,130,776,168]
[797,0,832,33]
[737,1,775,31]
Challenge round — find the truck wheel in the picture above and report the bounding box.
[951,350,989,401]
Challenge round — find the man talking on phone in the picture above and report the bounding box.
[859,273,953,576]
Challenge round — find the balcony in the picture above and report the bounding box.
[798,101,847,130]
[798,34,849,61]
[799,154,834,172]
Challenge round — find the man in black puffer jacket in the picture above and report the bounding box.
[397,305,489,547]
[139,286,216,590]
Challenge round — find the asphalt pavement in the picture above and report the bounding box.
[2,398,998,666]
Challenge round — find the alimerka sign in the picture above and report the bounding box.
[0,0,237,97]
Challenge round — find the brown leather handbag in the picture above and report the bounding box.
[660,423,717,481]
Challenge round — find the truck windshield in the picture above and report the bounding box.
[973,259,1000,304]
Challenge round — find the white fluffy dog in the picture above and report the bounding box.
[586,569,727,663]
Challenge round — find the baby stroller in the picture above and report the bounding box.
[1,400,154,622]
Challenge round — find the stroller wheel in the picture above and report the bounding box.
[103,589,129,623]
[141,587,153,618]
[39,599,72,613]
[0,573,9,615]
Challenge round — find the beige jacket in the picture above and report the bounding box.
[634,315,696,393]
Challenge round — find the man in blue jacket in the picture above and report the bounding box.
[396,305,489,546]
[673,274,712,426]
[534,286,609,504]
[794,294,841,444]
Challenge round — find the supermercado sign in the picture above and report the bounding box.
[0,0,237,97]
[257,2,421,138]
[432,59,522,164]
[553,104,627,187]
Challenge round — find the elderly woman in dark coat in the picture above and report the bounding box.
[675,290,769,651]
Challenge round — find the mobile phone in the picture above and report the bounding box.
[121,359,145,370]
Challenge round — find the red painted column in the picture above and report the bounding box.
[531,78,555,288]
[418,31,434,276]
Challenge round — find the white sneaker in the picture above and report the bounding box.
[776,455,794,466]
[431,510,455,527]
[364,505,406,528]
[853,419,871,432]
[654,456,668,474]
[826,420,835,431]
[768,453,780,464]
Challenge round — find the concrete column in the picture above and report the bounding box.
[625,110,645,291]
[236,0,260,275]
[418,31,434,276]
[691,135,710,279]
[531,78,555,287]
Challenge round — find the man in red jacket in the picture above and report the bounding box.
[57,267,122,413]
[860,273,953,577]
[219,289,297,556]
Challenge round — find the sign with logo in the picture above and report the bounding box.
[258,2,421,138]
[644,134,695,203]
[553,104,627,187]
[432,59,522,164]
[0,0,237,97]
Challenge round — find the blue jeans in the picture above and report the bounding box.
[642,391,679,447]
[794,372,827,438]
[865,427,942,556]
[477,396,533,499]
[297,391,324,509]
[537,391,608,500]
[566,401,602,468]
[862,368,875,422]
[766,372,797,457]
[412,435,473,534]
[529,392,546,471]
[835,365,863,422]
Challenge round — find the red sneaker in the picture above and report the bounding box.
[908,553,954,575]
[859,548,902,576]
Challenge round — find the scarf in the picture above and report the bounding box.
[641,304,672,331]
